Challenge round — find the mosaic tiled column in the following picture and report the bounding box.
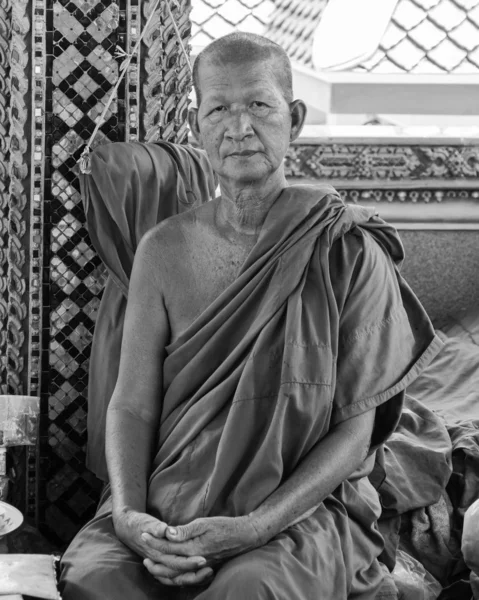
[38,0,192,546]
[41,0,124,545]
[0,0,39,517]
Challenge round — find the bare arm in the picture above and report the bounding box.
[106,232,168,521]
[248,407,376,543]
[105,231,213,585]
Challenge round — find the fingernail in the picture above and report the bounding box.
[141,533,149,540]
[196,558,206,566]
[168,527,177,536]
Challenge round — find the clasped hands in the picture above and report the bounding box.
[115,510,262,587]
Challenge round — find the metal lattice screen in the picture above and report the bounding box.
[40,0,192,546]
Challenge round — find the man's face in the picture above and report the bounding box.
[190,57,295,187]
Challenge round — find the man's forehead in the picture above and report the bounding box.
[198,56,282,92]
[200,54,278,79]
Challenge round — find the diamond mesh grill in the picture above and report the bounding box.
[190,0,275,46]
[250,0,479,72]
[358,0,479,73]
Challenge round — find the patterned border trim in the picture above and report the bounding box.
[6,0,30,393]
[0,0,11,391]
[126,0,140,141]
[29,0,45,397]
[340,188,479,204]
[285,143,479,187]
[340,188,479,230]
[27,0,46,521]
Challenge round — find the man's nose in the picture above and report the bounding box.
[225,110,254,141]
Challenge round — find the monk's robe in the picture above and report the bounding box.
[79,142,216,481]
[60,184,443,600]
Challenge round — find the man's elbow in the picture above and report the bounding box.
[106,388,160,428]
[337,407,376,464]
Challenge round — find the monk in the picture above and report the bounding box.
[59,32,443,599]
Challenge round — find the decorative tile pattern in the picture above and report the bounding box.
[38,0,194,546]
[28,0,48,521]
[125,0,140,141]
[41,0,125,545]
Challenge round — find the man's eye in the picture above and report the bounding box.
[250,101,269,114]
[211,106,226,113]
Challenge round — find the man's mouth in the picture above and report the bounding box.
[229,150,258,157]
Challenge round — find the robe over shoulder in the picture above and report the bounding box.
[79,141,216,481]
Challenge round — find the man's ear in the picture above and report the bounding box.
[289,99,307,142]
[188,108,201,145]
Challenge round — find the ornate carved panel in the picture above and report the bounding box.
[286,140,479,229]
[285,144,479,183]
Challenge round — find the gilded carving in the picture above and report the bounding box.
[142,0,191,143]
[5,0,29,394]
[0,0,10,390]
[285,144,479,186]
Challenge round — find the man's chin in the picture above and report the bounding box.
[220,165,272,185]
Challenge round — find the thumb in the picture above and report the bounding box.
[143,518,167,538]
[166,519,204,542]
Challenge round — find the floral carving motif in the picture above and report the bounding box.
[285,144,479,185]
[421,147,479,178]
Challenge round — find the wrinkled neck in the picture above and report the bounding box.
[217,173,288,236]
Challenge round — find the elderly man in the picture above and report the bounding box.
[60,32,442,600]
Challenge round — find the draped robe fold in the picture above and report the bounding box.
[79,141,216,481]
[61,181,443,600]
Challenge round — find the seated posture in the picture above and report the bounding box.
[60,33,443,600]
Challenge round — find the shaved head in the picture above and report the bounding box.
[193,32,293,106]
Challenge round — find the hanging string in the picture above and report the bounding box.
[79,0,193,174]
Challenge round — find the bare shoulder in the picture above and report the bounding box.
[141,200,217,254]
[135,200,217,285]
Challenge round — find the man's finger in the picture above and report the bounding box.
[145,559,213,586]
[142,532,197,557]
[171,567,214,586]
[155,577,176,587]
[166,519,205,542]
[155,553,207,572]
[142,519,167,539]
[143,558,178,580]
